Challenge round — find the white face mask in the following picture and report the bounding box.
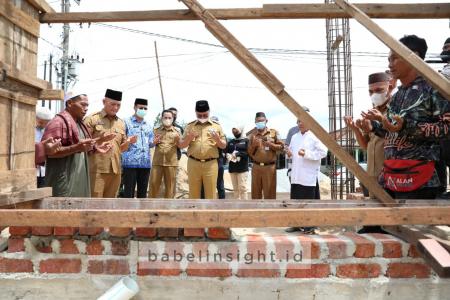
[371,92,388,107]
[162,119,172,127]
[198,118,208,124]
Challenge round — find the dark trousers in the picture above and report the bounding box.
[122,168,151,198]
[386,187,439,200]
[37,176,46,188]
[291,181,320,230]
[436,160,448,194]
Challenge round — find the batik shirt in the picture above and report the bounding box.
[122,116,154,168]
[373,76,450,187]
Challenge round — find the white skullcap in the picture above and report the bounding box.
[36,106,53,120]
[232,124,245,133]
[64,89,86,103]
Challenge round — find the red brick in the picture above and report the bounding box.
[246,235,267,258]
[207,228,231,240]
[164,241,185,258]
[86,240,104,255]
[337,263,381,278]
[137,261,182,276]
[31,227,53,236]
[296,235,320,259]
[59,239,79,254]
[236,263,280,278]
[88,260,130,275]
[39,259,81,274]
[343,232,375,258]
[54,227,78,237]
[368,233,402,258]
[78,227,104,236]
[386,263,430,278]
[408,245,422,258]
[286,264,330,278]
[109,227,132,238]
[35,244,52,253]
[135,228,157,238]
[158,228,180,238]
[8,226,31,236]
[272,235,295,260]
[183,228,204,238]
[0,258,33,273]
[8,238,25,253]
[186,262,231,277]
[111,240,129,256]
[322,235,347,259]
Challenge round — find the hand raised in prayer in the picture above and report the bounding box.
[382,115,404,132]
[361,108,383,122]
[96,132,116,144]
[77,139,95,152]
[298,149,306,157]
[127,135,138,144]
[344,116,357,130]
[186,130,199,141]
[153,134,162,145]
[356,118,373,133]
[42,137,61,156]
[210,130,221,144]
[284,145,293,158]
[96,143,113,154]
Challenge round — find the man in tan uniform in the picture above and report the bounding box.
[150,109,181,198]
[178,100,227,199]
[248,112,284,199]
[84,89,136,198]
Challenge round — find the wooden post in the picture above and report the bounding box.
[179,0,396,205]
[335,0,450,100]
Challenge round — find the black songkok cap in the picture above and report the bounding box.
[368,72,391,84]
[195,100,210,112]
[134,98,148,106]
[105,89,122,101]
[445,37,450,45]
[255,112,266,118]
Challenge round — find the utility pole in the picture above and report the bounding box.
[154,41,165,110]
[60,0,70,111]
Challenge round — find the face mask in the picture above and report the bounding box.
[198,118,208,124]
[136,108,147,118]
[441,50,450,63]
[255,122,266,130]
[162,119,172,127]
[371,92,387,107]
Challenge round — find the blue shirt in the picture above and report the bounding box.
[122,116,154,168]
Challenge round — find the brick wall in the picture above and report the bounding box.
[0,226,435,280]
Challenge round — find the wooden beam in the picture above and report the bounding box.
[38,3,450,23]
[0,61,52,90]
[26,0,55,13]
[417,239,450,277]
[179,0,396,205]
[0,187,52,208]
[0,0,40,37]
[335,0,450,100]
[39,89,64,100]
[0,88,37,106]
[0,206,449,227]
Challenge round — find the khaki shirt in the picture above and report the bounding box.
[84,110,126,174]
[183,119,226,160]
[366,132,385,178]
[248,128,283,164]
[153,126,180,167]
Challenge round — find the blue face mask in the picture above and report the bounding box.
[255,121,266,130]
[136,108,147,118]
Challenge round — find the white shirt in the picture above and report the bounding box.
[35,127,45,177]
[289,131,327,186]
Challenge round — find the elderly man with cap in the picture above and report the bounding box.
[345,71,395,198]
[178,100,227,200]
[121,98,155,198]
[84,89,136,198]
[441,37,450,80]
[42,92,113,197]
[226,124,249,200]
[35,106,53,187]
[248,112,284,199]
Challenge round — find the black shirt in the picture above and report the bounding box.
[226,138,249,173]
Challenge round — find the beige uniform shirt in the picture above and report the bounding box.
[84,110,126,174]
[248,128,284,164]
[153,126,180,167]
[366,132,385,178]
[183,119,226,160]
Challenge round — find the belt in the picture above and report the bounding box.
[253,161,275,166]
[189,156,217,163]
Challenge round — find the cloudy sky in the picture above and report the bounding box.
[38,0,449,138]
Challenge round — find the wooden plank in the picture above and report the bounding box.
[0,187,52,208]
[335,0,450,100]
[180,0,396,205]
[0,206,449,227]
[0,169,36,194]
[426,226,450,240]
[25,0,54,13]
[0,61,51,90]
[39,89,64,100]
[0,0,40,37]
[417,239,450,277]
[38,3,450,23]
[0,88,37,106]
